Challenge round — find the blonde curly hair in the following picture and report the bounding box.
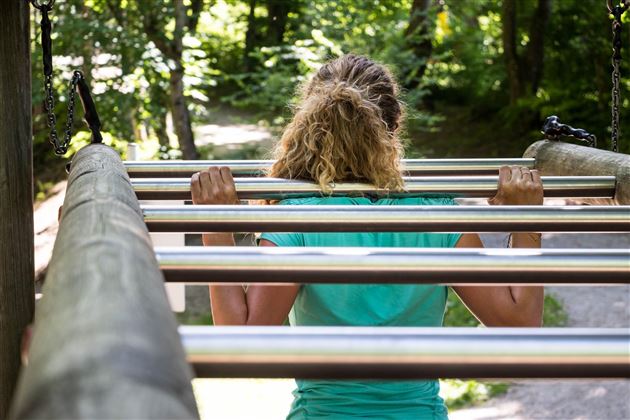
[269,54,405,193]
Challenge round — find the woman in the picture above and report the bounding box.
[191,54,544,419]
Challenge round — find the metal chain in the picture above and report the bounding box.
[42,73,83,155]
[608,1,629,153]
[30,0,81,155]
[612,54,621,153]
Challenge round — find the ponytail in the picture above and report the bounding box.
[270,55,404,193]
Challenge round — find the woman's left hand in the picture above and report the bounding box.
[191,166,240,205]
[488,165,543,206]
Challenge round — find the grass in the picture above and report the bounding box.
[441,380,509,411]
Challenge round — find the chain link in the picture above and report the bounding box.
[41,64,82,155]
[610,2,627,153]
[612,54,621,153]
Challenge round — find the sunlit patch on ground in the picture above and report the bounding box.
[193,378,295,420]
[195,124,272,147]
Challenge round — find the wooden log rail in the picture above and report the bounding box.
[8,145,198,419]
[524,140,630,204]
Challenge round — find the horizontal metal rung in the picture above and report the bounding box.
[156,247,630,284]
[142,205,630,233]
[132,176,616,200]
[181,326,630,379]
[125,158,536,177]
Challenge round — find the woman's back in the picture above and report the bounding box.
[260,196,461,419]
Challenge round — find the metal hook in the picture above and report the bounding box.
[608,0,629,14]
[29,0,55,11]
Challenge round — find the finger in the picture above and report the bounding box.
[219,166,235,184]
[191,172,201,203]
[531,169,544,203]
[219,166,238,202]
[199,170,212,199]
[498,165,511,184]
[208,166,223,197]
[510,165,521,183]
[520,167,533,182]
[531,169,542,186]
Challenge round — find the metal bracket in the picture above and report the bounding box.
[541,116,597,148]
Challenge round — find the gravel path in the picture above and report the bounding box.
[450,232,630,420]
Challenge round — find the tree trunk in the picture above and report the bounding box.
[167,0,198,159]
[141,0,199,159]
[404,0,434,90]
[244,0,259,72]
[81,2,94,82]
[525,0,551,95]
[0,1,34,417]
[169,65,198,160]
[266,0,290,44]
[155,113,171,148]
[501,0,522,104]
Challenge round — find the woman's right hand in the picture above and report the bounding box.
[191,166,239,205]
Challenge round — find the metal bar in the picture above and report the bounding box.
[142,205,630,233]
[132,176,616,200]
[125,158,536,177]
[156,247,630,284]
[182,326,630,379]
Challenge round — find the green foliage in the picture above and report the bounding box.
[219,42,326,121]
[443,288,479,327]
[176,312,213,326]
[542,292,569,327]
[441,380,509,411]
[33,0,630,189]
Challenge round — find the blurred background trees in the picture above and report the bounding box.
[31,0,630,194]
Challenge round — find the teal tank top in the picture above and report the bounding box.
[259,196,462,420]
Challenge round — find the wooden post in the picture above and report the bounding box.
[0,2,34,417]
[524,140,630,204]
[9,145,199,419]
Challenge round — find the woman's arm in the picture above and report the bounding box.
[191,167,299,325]
[210,238,299,325]
[451,166,545,327]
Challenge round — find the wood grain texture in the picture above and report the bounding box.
[9,145,199,419]
[524,140,630,204]
[0,2,34,417]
